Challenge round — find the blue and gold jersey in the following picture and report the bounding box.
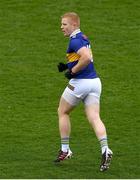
[66,30,97,79]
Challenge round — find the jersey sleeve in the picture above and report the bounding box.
[69,38,84,52]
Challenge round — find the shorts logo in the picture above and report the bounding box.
[68,84,75,91]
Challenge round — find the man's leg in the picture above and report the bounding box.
[85,104,107,145]
[54,97,74,162]
[85,103,113,171]
[58,97,74,149]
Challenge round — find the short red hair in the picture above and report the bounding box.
[61,12,80,27]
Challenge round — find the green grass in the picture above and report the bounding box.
[0,0,140,178]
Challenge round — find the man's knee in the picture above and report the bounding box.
[88,112,100,122]
[57,105,71,117]
[57,106,63,117]
[85,105,100,121]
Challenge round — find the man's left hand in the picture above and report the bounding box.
[65,70,75,79]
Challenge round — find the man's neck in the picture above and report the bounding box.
[70,29,81,37]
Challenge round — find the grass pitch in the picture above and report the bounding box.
[0,0,140,178]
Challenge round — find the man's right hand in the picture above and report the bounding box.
[57,62,68,72]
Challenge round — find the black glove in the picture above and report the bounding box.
[57,62,68,72]
[65,70,75,80]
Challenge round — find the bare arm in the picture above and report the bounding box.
[71,46,91,74]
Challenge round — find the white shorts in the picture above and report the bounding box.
[62,78,102,106]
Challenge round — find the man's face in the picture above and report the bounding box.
[61,17,75,37]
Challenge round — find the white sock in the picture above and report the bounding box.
[61,137,69,152]
[99,137,108,154]
[62,144,69,152]
[101,146,108,154]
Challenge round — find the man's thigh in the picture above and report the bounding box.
[61,86,81,106]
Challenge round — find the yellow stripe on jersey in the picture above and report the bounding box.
[66,52,80,62]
